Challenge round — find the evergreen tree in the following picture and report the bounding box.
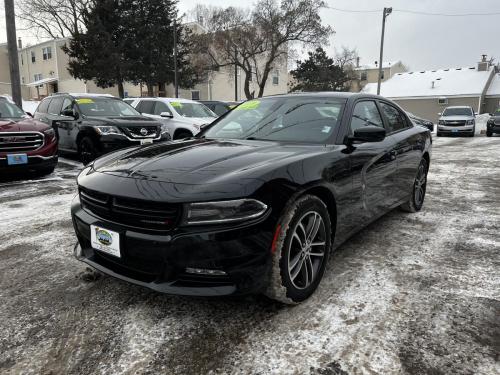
[290,47,350,92]
[63,0,130,97]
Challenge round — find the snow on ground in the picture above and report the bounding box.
[475,113,490,134]
[0,138,499,375]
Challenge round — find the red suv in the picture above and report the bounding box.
[0,97,58,176]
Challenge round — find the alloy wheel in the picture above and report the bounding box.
[414,162,427,207]
[287,211,326,290]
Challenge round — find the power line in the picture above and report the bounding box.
[325,6,500,17]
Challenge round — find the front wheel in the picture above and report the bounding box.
[174,130,193,140]
[486,131,492,137]
[265,194,332,304]
[400,158,428,213]
[78,136,98,165]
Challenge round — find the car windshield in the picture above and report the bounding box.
[202,97,344,143]
[0,100,26,119]
[442,107,473,116]
[170,102,215,118]
[76,97,140,117]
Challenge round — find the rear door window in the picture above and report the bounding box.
[136,100,156,114]
[61,98,73,114]
[379,102,409,133]
[153,101,171,115]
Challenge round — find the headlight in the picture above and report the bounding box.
[438,120,445,125]
[487,119,494,124]
[95,126,120,135]
[161,124,170,134]
[466,119,474,125]
[184,199,268,225]
[43,128,55,140]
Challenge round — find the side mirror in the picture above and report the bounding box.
[437,112,442,116]
[348,126,386,144]
[474,112,478,116]
[160,111,173,118]
[25,111,33,118]
[61,108,78,119]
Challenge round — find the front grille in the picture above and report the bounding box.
[0,132,44,152]
[443,120,466,126]
[123,126,159,139]
[494,119,500,126]
[79,187,180,231]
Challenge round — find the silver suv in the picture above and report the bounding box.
[437,106,476,137]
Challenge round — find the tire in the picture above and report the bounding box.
[436,132,442,137]
[174,130,193,140]
[265,194,332,304]
[486,131,492,137]
[469,127,475,137]
[78,136,98,165]
[400,158,428,213]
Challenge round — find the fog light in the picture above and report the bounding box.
[185,267,227,276]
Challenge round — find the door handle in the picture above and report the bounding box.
[389,150,397,161]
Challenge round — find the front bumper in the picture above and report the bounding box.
[487,123,500,134]
[71,195,274,296]
[0,137,58,172]
[437,124,474,134]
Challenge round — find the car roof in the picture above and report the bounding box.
[445,106,472,109]
[260,91,380,101]
[139,97,200,104]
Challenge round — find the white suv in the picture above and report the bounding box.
[127,98,217,140]
[437,106,476,137]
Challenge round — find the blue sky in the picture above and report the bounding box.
[2,0,500,71]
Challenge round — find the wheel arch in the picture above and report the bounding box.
[422,151,430,169]
[173,127,194,139]
[298,185,338,239]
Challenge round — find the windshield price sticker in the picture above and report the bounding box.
[235,100,260,110]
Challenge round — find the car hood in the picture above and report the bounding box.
[0,117,50,132]
[84,115,161,127]
[91,138,325,185]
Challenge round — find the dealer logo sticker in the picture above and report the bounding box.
[96,228,112,246]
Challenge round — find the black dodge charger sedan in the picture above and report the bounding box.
[71,93,432,304]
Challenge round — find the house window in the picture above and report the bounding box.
[360,71,367,81]
[272,70,279,85]
[42,47,52,60]
[438,97,448,105]
[191,90,200,101]
[31,51,36,63]
[33,74,43,87]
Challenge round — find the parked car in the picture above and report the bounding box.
[128,97,217,139]
[71,92,432,304]
[0,96,58,175]
[407,112,434,132]
[200,100,232,116]
[33,93,169,164]
[437,106,476,137]
[486,108,500,137]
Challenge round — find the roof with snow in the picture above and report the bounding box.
[363,66,494,98]
[355,60,401,71]
[486,73,500,97]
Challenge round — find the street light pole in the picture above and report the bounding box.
[4,0,22,108]
[173,18,179,98]
[377,7,392,95]
[234,47,238,101]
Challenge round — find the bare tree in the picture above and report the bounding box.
[16,0,91,39]
[192,0,332,99]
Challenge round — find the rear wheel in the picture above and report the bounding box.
[400,158,428,213]
[265,194,331,304]
[174,130,192,140]
[78,136,98,165]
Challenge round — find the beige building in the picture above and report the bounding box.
[1,28,288,102]
[484,72,500,113]
[363,58,497,123]
[351,60,407,92]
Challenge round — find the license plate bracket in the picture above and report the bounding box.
[7,154,28,165]
[90,225,121,258]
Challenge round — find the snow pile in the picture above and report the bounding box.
[475,113,490,134]
[363,67,493,98]
[23,100,40,114]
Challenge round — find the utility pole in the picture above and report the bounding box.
[234,47,238,101]
[173,19,179,98]
[377,7,392,95]
[4,0,22,108]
